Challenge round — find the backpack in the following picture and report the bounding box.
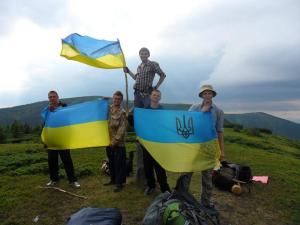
[66,207,122,225]
[101,151,134,177]
[142,175,220,225]
[212,161,252,193]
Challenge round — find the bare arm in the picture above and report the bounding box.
[153,63,166,89]
[154,75,166,89]
[123,67,136,80]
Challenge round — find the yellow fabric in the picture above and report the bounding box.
[138,138,221,172]
[60,43,126,69]
[42,120,110,150]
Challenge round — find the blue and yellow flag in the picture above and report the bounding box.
[134,108,220,172]
[41,99,110,150]
[60,33,126,69]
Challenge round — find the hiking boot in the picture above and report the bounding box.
[113,185,123,192]
[103,181,115,186]
[46,180,57,187]
[70,181,81,188]
[144,187,155,195]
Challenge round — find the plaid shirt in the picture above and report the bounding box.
[134,60,166,92]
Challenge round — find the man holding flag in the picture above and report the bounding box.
[184,84,225,210]
[42,91,80,188]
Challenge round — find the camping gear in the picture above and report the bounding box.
[252,176,269,184]
[212,161,252,194]
[66,207,122,225]
[101,151,134,176]
[142,175,220,225]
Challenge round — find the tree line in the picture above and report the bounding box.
[0,121,43,143]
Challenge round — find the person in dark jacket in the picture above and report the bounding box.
[44,90,80,188]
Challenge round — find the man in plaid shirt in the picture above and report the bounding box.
[123,47,166,108]
[123,47,166,183]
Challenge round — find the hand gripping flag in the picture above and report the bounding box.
[41,99,110,150]
[60,33,126,69]
[134,108,221,172]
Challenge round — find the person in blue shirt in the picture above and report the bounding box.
[184,85,225,210]
[142,89,171,195]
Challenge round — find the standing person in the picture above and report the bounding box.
[103,91,127,192]
[43,90,80,188]
[184,85,225,210]
[142,89,171,195]
[123,47,166,183]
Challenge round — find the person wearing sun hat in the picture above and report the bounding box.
[183,84,225,211]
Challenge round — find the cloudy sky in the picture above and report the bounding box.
[0,0,300,123]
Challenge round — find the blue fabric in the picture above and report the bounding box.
[62,33,122,58]
[41,99,108,128]
[189,103,224,132]
[66,207,122,225]
[134,108,217,143]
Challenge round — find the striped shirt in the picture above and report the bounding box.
[134,60,166,92]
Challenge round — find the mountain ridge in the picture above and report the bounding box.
[0,96,299,140]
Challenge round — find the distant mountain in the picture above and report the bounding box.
[0,96,191,126]
[0,96,101,127]
[0,97,299,140]
[225,112,300,141]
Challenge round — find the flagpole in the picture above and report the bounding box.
[118,39,129,115]
[124,72,129,115]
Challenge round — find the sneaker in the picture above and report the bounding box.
[103,181,115,186]
[144,187,155,196]
[46,180,57,186]
[70,181,81,188]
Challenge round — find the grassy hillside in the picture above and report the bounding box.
[0,130,300,225]
[225,112,300,141]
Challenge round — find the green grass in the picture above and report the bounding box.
[0,130,300,225]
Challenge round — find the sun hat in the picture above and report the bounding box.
[199,84,217,97]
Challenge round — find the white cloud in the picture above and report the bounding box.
[0,0,300,123]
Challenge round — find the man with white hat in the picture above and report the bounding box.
[184,84,225,211]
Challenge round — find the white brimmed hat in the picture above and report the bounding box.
[199,84,217,97]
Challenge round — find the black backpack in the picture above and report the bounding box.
[142,175,220,225]
[212,161,252,192]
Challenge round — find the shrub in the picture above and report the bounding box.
[233,124,243,132]
[76,166,94,177]
[245,128,261,137]
[258,128,272,134]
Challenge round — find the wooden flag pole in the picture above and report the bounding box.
[118,39,129,115]
[124,72,129,115]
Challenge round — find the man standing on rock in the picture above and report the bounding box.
[123,47,166,184]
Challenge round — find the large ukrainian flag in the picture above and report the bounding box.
[41,99,110,150]
[60,33,126,69]
[134,108,220,172]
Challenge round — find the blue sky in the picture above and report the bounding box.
[0,0,299,123]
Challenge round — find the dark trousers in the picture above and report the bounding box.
[47,150,77,182]
[142,146,170,193]
[106,146,126,186]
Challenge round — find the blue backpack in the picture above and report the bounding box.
[66,207,122,225]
